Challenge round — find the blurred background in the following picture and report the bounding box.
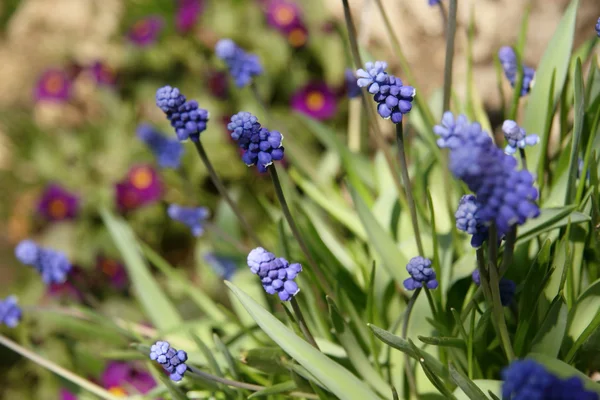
[0,0,598,398]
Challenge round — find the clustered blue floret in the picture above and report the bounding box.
[502,359,599,400]
[15,240,71,285]
[498,46,535,96]
[137,124,184,168]
[356,61,415,123]
[403,256,438,291]
[345,69,361,98]
[227,112,285,172]
[150,341,188,382]
[471,269,516,306]
[155,86,210,142]
[247,247,302,301]
[436,112,540,238]
[215,39,263,88]
[455,195,488,248]
[433,112,470,149]
[502,120,539,155]
[168,204,209,237]
[0,296,22,328]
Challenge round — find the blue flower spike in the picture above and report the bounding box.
[137,124,184,169]
[498,46,535,97]
[0,296,22,328]
[215,39,263,88]
[501,120,539,155]
[403,256,438,291]
[150,341,188,382]
[455,194,488,248]
[155,86,210,142]
[168,204,210,237]
[15,240,72,285]
[247,247,302,301]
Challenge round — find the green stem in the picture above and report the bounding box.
[424,287,438,318]
[186,365,318,399]
[519,148,528,171]
[402,288,421,397]
[0,335,121,400]
[395,123,425,255]
[268,165,333,296]
[468,307,476,379]
[290,297,320,350]
[192,140,263,247]
[442,0,458,112]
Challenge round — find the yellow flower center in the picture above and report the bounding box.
[48,199,67,219]
[44,73,65,95]
[274,5,295,26]
[130,168,153,190]
[101,259,119,277]
[108,387,127,396]
[305,91,325,111]
[288,28,307,48]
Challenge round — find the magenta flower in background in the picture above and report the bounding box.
[34,69,72,103]
[90,62,117,86]
[286,22,308,48]
[206,70,229,100]
[115,165,162,211]
[60,389,77,400]
[291,82,337,120]
[47,266,84,301]
[266,0,301,32]
[176,0,205,33]
[102,362,156,396]
[128,16,163,46]
[96,256,128,288]
[37,184,79,221]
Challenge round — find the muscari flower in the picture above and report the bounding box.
[168,204,209,237]
[102,361,156,396]
[15,240,71,285]
[291,82,337,120]
[156,85,187,115]
[204,253,238,280]
[90,62,117,87]
[455,195,488,247]
[37,184,79,221]
[115,165,162,211]
[150,341,188,382]
[502,359,598,400]
[128,16,163,46]
[247,247,302,301]
[498,46,535,97]
[356,61,415,123]
[137,124,184,168]
[176,0,205,34]
[472,269,516,306]
[596,17,600,37]
[433,112,470,149]
[35,68,72,103]
[97,256,128,289]
[215,39,263,88]
[403,256,438,290]
[502,120,539,155]
[345,69,361,99]
[441,112,540,238]
[0,296,22,328]
[428,0,441,5]
[155,86,210,142]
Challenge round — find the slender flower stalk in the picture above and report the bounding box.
[192,141,263,247]
[401,288,421,395]
[290,297,320,349]
[442,0,457,113]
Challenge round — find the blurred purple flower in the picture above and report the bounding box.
[345,69,361,98]
[115,165,162,211]
[90,62,117,86]
[266,0,301,31]
[0,296,22,328]
[428,0,441,5]
[34,69,72,103]
[15,240,72,285]
[37,184,79,221]
[137,124,184,168]
[596,17,600,37]
[501,120,539,155]
[206,70,229,99]
[97,256,128,289]
[286,22,309,48]
[291,82,337,120]
[204,253,238,280]
[102,361,156,395]
[215,39,263,88]
[455,194,488,248]
[128,16,163,46]
[60,389,77,400]
[498,46,535,96]
[168,204,210,237]
[403,256,438,290]
[176,0,205,33]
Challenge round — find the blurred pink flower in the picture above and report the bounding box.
[37,184,79,221]
[128,16,163,46]
[291,82,337,120]
[96,256,128,289]
[90,62,117,86]
[34,69,72,103]
[265,0,301,32]
[176,0,205,33]
[102,362,156,395]
[115,165,162,211]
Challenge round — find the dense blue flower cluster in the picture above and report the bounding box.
[0,296,22,328]
[168,204,209,237]
[150,341,188,382]
[498,46,535,96]
[502,120,539,155]
[227,112,285,172]
[137,124,184,168]
[247,247,302,301]
[434,112,470,149]
[155,86,210,142]
[204,253,237,280]
[215,39,263,88]
[403,256,438,290]
[455,195,488,247]
[345,69,361,98]
[502,359,598,400]
[439,112,540,238]
[356,61,415,123]
[15,240,71,285]
[472,269,516,306]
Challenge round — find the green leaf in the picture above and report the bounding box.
[248,381,298,398]
[156,373,190,400]
[565,59,586,204]
[524,0,579,169]
[527,353,600,395]
[515,206,590,244]
[453,380,502,400]
[448,363,488,400]
[529,296,568,358]
[418,336,465,349]
[225,282,383,400]
[101,209,183,331]
[567,278,600,345]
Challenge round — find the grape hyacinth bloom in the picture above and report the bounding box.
[498,46,535,96]
[168,204,209,237]
[128,16,163,46]
[247,247,302,301]
[37,184,79,221]
[472,269,516,306]
[356,61,415,123]
[433,112,470,149]
[15,240,72,285]
[502,120,539,155]
[215,39,263,88]
[455,195,488,247]
[150,341,188,382]
[176,0,205,33]
[596,17,600,37]
[403,256,438,290]
[155,87,210,142]
[502,359,598,400]
[428,0,441,5]
[345,69,361,98]
[227,111,262,146]
[137,124,184,168]
[0,296,22,328]
[291,82,337,120]
[242,128,285,172]
[102,361,156,396]
[115,165,162,211]
[156,85,187,115]
[204,253,238,280]
[34,68,72,103]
